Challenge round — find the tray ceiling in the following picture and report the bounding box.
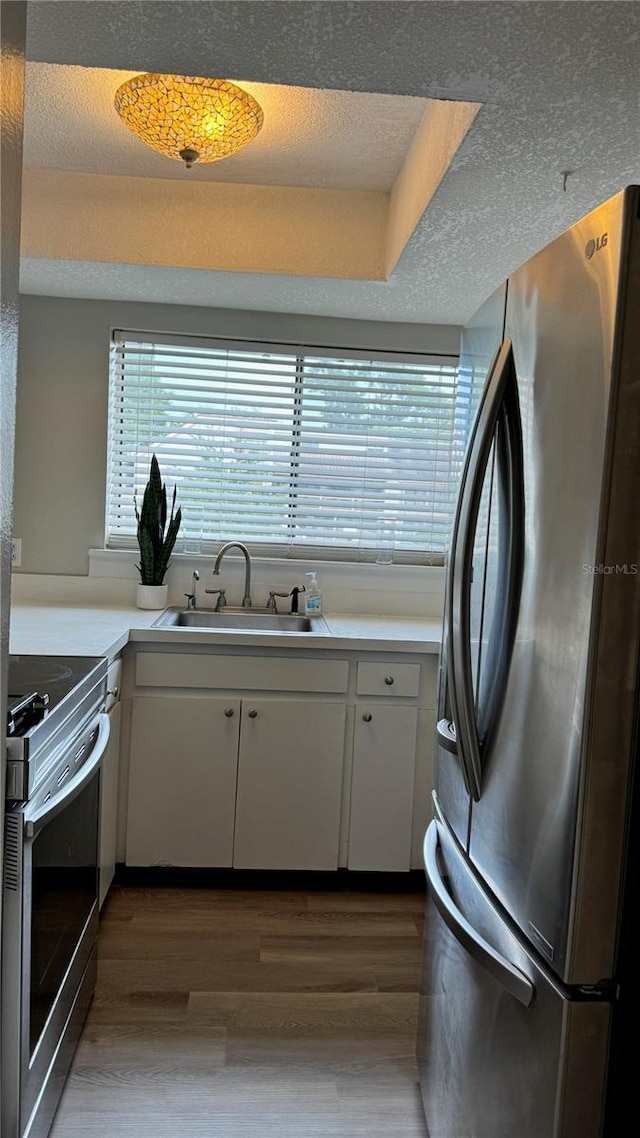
[20,1,640,325]
[24,64,430,192]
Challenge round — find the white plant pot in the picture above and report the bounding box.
[136,583,169,610]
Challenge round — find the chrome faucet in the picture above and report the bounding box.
[211,542,252,607]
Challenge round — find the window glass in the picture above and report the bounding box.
[107,333,460,560]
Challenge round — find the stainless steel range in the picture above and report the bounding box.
[2,655,109,1138]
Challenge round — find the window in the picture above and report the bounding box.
[107,331,460,561]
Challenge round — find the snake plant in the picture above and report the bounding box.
[134,455,182,585]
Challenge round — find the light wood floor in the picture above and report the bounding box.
[50,885,428,1137]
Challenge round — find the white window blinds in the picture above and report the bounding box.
[107,332,460,560]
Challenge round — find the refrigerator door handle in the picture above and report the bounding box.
[441,342,500,798]
[424,820,535,1008]
[475,375,525,752]
[448,338,518,801]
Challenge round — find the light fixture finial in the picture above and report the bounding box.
[179,148,200,170]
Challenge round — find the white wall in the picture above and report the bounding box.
[14,293,460,578]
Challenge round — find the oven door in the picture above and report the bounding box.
[2,713,110,1138]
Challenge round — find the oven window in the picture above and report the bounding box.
[30,774,99,1054]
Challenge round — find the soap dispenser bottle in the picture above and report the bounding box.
[304,572,323,615]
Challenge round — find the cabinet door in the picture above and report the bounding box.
[348,704,418,871]
[99,700,122,908]
[233,699,346,870]
[126,696,240,867]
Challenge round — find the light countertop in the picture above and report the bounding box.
[9,603,160,660]
[9,602,442,659]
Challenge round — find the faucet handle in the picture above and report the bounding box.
[267,591,290,613]
[205,588,227,611]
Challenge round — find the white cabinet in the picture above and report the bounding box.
[126,695,241,867]
[346,654,430,872]
[122,644,437,874]
[99,659,122,908]
[125,692,346,871]
[233,699,346,870]
[348,703,418,872]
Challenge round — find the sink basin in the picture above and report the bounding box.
[152,607,328,633]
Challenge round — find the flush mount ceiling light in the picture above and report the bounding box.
[114,73,264,169]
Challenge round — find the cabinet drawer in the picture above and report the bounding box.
[105,659,122,711]
[135,652,349,694]
[356,661,420,698]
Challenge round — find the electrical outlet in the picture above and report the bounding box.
[11,538,22,567]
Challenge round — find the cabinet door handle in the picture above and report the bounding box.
[107,686,119,699]
[362,713,372,722]
[248,709,258,719]
[384,675,394,686]
[224,707,235,718]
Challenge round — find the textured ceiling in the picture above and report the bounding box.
[24,64,428,191]
[21,0,640,326]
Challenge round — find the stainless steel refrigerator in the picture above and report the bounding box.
[417,186,640,1137]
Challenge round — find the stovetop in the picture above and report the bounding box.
[7,691,50,737]
[8,656,105,721]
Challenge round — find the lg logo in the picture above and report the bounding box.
[586,233,608,259]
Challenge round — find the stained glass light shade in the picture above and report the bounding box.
[114,74,264,168]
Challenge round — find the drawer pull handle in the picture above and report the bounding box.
[384,675,394,686]
[224,707,235,718]
[248,709,258,719]
[107,686,119,699]
[363,713,372,722]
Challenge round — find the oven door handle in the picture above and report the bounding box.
[24,713,110,838]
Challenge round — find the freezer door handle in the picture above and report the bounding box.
[436,718,458,754]
[424,820,535,1008]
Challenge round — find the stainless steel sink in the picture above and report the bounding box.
[152,607,329,633]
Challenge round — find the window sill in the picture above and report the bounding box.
[88,549,446,619]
